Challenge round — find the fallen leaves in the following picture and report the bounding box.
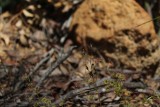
[0,32,10,45]
[0,0,160,107]
[22,9,34,18]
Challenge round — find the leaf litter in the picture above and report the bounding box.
[0,0,160,107]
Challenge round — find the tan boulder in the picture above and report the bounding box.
[70,0,160,71]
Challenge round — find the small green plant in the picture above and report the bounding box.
[142,96,154,105]
[59,100,64,106]
[111,73,125,81]
[122,101,132,107]
[104,80,123,96]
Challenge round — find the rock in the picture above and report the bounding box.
[70,0,160,72]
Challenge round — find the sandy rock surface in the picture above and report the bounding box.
[70,0,160,71]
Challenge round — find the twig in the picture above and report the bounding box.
[52,77,111,105]
[16,48,55,92]
[123,82,146,89]
[29,48,55,77]
[29,46,76,105]
[136,89,160,96]
[52,77,148,106]
[100,67,141,74]
[36,46,77,87]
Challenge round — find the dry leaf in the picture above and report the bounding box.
[0,12,11,19]
[27,5,36,10]
[0,32,10,45]
[19,29,25,35]
[31,30,47,41]
[16,20,22,28]
[54,2,62,8]
[27,19,34,24]
[20,35,28,46]
[22,9,34,17]
[0,47,7,58]
[0,22,3,31]
[105,92,116,102]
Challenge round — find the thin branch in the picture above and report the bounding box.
[100,67,141,74]
[52,77,148,106]
[52,77,111,105]
[16,48,55,92]
[36,46,77,87]
[29,48,55,77]
[123,82,146,89]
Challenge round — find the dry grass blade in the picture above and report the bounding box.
[135,16,160,28]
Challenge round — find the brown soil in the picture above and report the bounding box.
[70,0,160,72]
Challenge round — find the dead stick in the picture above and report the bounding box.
[52,78,148,105]
[36,46,77,87]
[16,48,54,92]
[52,77,110,105]
[28,48,55,78]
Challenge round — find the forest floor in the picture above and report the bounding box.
[0,0,160,107]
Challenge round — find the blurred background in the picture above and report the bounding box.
[136,0,160,35]
[0,0,160,35]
